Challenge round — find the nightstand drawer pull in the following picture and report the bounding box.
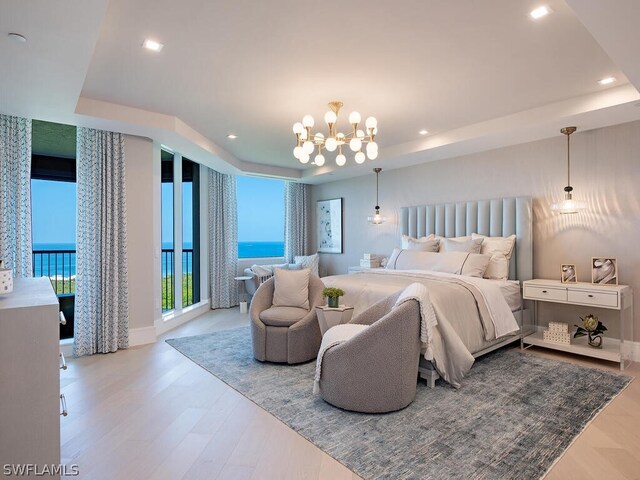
[60,394,68,417]
[542,290,548,293]
[59,352,67,370]
[588,294,594,298]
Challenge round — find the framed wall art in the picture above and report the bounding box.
[591,257,618,285]
[561,264,577,284]
[317,198,343,254]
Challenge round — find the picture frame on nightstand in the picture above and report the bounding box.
[592,257,618,285]
[561,264,577,284]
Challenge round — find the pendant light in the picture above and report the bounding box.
[550,127,587,214]
[367,168,387,224]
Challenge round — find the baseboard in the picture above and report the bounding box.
[155,299,211,336]
[129,326,157,346]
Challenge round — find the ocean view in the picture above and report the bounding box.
[33,241,285,278]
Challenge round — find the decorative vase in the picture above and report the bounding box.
[588,332,603,349]
[327,296,339,308]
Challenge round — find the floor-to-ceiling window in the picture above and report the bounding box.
[161,150,175,311]
[236,176,285,258]
[182,158,200,307]
[30,120,77,339]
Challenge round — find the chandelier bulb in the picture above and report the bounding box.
[302,141,315,154]
[299,152,310,164]
[365,116,377,129]
[355,151,366,164]
[336,154,346,166]
[302,115,315,128]
[315,154,325,166]
[324,111,337,125]
[292,122,304,134]
[348,111,361,125]
[349,138,362,152]
[293,146,303,159]
[325,137,337,152]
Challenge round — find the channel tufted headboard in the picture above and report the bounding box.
[400,196,532,282]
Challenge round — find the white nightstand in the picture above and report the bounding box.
[522,279,634,370]
[315,305,354,335]
[348,266,383,274]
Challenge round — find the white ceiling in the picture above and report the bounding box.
[2,0,640,184]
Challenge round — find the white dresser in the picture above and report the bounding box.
[522,279,634,369]
[0,278,61,477]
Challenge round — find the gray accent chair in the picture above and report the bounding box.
[250,274,325,364]
[318,292,422,413]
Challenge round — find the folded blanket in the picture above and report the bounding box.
[394,282,438,361]
[313,324,369,394]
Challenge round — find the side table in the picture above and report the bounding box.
[234,275,253,313]
[315,305,354,335]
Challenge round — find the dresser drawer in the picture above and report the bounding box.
[568,289,618,308]
[524,285,567,302]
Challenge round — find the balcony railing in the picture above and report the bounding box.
[162,248,197,312]
[32,250,76,294]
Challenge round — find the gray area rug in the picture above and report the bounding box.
[167,327,631,480]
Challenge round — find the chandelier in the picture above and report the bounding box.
[292,101,378,166]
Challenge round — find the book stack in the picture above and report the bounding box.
[542,322,570,345]
[360,253,381,268]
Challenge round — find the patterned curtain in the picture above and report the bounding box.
[284,181,311,263]
[208,168,238,308]
[74,128,129,356]
[0,115,32,277]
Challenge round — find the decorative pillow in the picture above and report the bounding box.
[294,253,319,276]
[385,249,491,278]
[272,268,310,310]
[441,237,483,253]
[401,234,435,250]
[406,238,439,252]
[471,233,516,280]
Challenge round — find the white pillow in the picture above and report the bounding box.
[385,249,491,278]
[272,268,310,310]
[440,237,483,253]
[406,238,439,252]
[401,234,435,249]
[294,253,319,276]
[471,233,516,280]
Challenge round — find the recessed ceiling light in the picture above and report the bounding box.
[142,39,164,52]
[227,134,238,139]
[598,76,616,85]
[529,6,550,20]
[419,130,428,135]
[7,33,27,43]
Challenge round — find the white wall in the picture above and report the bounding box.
[124,135,161,342]
[311,120,640,341]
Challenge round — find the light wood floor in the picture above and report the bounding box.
[61,308,640,480]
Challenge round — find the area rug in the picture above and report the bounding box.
[166,327,631,480]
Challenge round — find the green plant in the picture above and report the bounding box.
[322,287,344,298]
[574,314,607,338]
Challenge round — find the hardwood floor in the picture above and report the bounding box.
[61,308,639,480]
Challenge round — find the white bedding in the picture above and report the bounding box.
[495,279,522,312]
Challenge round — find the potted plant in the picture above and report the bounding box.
[574,314,607,348]
[322,287,345,308]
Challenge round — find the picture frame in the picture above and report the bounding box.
[560,264,577,284]
[317,198,343,254]
[591,257,618,285]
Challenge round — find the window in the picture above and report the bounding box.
[236,176,285,258]
[182,158,200,307]
[161,150,175,311]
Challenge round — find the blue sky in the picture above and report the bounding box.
[32,176,284,246]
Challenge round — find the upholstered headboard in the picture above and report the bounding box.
[400,196,532,281]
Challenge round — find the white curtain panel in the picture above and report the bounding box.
[284,181,311,263]
[74,128,129,356]
[0,114,33,277]
[208,168,238,308]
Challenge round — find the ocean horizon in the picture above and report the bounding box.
[32,241,285,277]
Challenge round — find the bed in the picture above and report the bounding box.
[322,196,532,387]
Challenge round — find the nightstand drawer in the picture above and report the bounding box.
[568,290,618,308]
[524,285,567,302]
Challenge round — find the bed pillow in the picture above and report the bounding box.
[294,253,319,276]
[272,268,310,310]
[385,249,491,278]
[440,237,483,253]
[471,233,516,280]
[401,234,436,250]
[406,238,439,252]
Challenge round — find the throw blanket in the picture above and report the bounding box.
[394,283,438,361]
[313,324,369,394]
